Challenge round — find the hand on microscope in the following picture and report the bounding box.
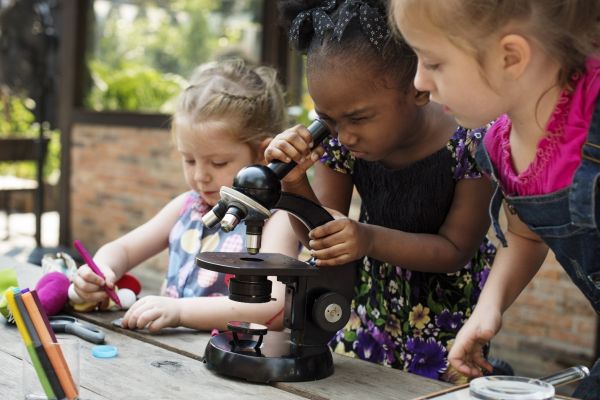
[308,216,372,266]
[264,124,325,186]
[266,125,370,267]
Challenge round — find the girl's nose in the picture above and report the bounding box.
[337,127,358,148]
[195,166,211,183]
[413,61,431,93]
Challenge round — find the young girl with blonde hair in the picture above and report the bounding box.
[392,1,600,397]
[73,59,299,332]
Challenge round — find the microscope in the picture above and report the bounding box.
[197,120,356,383]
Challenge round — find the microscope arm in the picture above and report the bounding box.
[274,192,333,231]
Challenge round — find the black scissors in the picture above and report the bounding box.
[49,315,106,344]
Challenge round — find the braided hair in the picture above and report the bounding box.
[279,0,417,90]
[173,59,287,149]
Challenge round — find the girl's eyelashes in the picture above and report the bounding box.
[423,62,441,71]
[179,152,195,165]
[415,52,441,71]
[317,114,370,124]
[349,115,370,124]
[180,153,229,167]
[316,114,331,122]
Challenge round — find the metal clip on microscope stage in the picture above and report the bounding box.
[197,119,356,383]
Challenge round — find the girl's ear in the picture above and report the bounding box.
[254,137,272,164]
[414,89,430,107]
[499,34,530,81]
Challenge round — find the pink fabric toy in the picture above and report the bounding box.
[35,271,70,316]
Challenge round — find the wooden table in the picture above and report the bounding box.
[0,255,457,399]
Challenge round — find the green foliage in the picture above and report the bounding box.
[0,96,60,181]
[84,0,263,113]
[287,58,315,127]
[44,130,61,182]
[86,61,185,112]
[0,96,37,135]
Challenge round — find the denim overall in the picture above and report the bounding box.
[475,99,600,399]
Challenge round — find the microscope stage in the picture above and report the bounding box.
[197,252,319,276]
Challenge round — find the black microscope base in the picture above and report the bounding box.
[204,330,334,383]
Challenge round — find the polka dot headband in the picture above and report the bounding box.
[289,0,388,52]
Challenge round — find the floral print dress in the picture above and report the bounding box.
[323,127,496,383]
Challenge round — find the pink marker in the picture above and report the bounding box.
[73,240,122,308]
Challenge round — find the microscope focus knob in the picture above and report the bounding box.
[312,292,350,332]
[229,275,273,303]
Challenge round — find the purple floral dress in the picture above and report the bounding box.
[323,127,496,384]
[163,191,243,298]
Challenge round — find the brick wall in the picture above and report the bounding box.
[488,210,597,383]
[70,124,187,286]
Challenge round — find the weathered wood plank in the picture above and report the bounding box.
[0,257,306,399]
[0,137,48,162]
[274,355,450,400]
[73,311,451,399]
[71,310,211,361]
[0,256,453,399]
[0,317,305,399]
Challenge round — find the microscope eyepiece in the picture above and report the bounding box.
[267,119,330,180]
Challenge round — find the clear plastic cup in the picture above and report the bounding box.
[469,376,555,400]
[22,337,80,400]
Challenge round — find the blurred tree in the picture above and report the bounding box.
[84,0,263,113]
[0,0,60,180]
[86,61,184,112]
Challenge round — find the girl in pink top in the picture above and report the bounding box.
[391,0,600,397]
[485,58,600,197]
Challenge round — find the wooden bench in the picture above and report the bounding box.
[0,137,49,246]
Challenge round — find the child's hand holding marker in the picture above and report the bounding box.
[72,240,122,308]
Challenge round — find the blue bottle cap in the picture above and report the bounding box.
[92,344,118,358]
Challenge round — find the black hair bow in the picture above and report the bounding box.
[333,0,387,51]
[289,0,337,47]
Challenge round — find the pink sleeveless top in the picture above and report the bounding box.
[484,58,600,196]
